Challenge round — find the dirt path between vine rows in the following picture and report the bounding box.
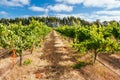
[39,30,85,80]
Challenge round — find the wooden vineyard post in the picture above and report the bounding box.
[11,49,16,66]
[31,46,34,54]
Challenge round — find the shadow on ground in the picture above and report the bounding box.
[39,31,77,80]
[99,53,120,69]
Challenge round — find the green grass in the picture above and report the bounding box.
[72,61,91,69]
[23,58,32,66]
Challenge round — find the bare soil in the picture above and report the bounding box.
[1,30,120,80]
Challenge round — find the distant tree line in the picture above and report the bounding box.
[0,16,119,27]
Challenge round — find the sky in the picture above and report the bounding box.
[0,0,120,22]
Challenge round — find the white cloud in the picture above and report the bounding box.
[48,4,73,12]
[97,16,120,22]
[56,0,83,4]
[94,10,120,16]
[56,0,120,9]
[55,12,120,22]
[21,15,30,18]
[0,11,8,15]
[83,0,120,9]
[0,0,30,7]
[91,10,120,21]
[29,4,73,13]
[29,6,48,12]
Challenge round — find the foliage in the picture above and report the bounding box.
[23,58,32,65]
[0,19,51,65]
[55,22,120,63]
[72,61,90,69]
